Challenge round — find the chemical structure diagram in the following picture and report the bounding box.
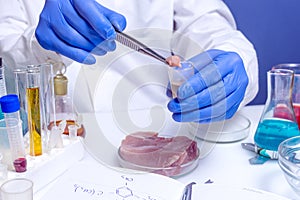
[72,175,163,200]
[114,175,158,200]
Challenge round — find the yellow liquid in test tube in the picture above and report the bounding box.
[26,87,42,156]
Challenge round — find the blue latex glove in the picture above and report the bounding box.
[35,0,126,64]
[167,49,249,123]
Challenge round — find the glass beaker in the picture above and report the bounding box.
[273,63,300,128]
[254,69,300,151]
[0,178,33,200]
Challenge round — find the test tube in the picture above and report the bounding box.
[0,95,27,172]
[14,68,29,136]
[168,61,194,98]
[26,67,42,156]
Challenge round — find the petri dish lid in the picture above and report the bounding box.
[189,113,251,143]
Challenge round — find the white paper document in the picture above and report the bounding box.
[40,160,184,200]
[40,158,290,200]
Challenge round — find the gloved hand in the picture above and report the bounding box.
[167,49,249,123]
[35,0,126,64]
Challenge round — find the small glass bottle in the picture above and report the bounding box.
[254,69,300,151]
[54,72,71,119]
[51,71,84,137]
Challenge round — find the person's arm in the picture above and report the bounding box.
[169,0,258,122]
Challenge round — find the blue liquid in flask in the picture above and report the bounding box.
[254,118,300,151]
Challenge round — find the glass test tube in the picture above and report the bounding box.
[14,68,29,136]
[39,63,55,149]
[26,67,42,156]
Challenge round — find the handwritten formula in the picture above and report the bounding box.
[40,162,182,200]
[71,175,161,200]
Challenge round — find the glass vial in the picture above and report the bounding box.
[254,69,300,151]
[51,70,84,137]
[54,72,71,117]
[26,67,42,156]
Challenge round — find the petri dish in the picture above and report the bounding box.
[189,113,251,143]
[117,147,200,177]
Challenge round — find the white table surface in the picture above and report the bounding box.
[176,105,298,199]
[35,105,299,199]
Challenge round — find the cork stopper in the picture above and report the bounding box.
[54,73,68,95]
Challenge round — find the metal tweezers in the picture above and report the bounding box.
[181,182,196,200]
[115,30,168,64]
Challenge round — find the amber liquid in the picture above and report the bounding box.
[26,87,42,156]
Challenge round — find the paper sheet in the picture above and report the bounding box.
[191,184,290,200]
[39,159,290,200]
[40,160,184,200]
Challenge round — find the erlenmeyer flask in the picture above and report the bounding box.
[254,69,300,151]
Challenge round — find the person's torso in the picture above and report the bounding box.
[24,0,176,113]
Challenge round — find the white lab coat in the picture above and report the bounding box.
[0,0,258,114]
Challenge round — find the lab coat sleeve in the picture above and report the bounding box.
[0,0,72,69]
[173,0,258,106]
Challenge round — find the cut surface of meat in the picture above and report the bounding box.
[119,132,199,171]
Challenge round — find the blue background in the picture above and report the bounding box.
[223,0,300,105]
